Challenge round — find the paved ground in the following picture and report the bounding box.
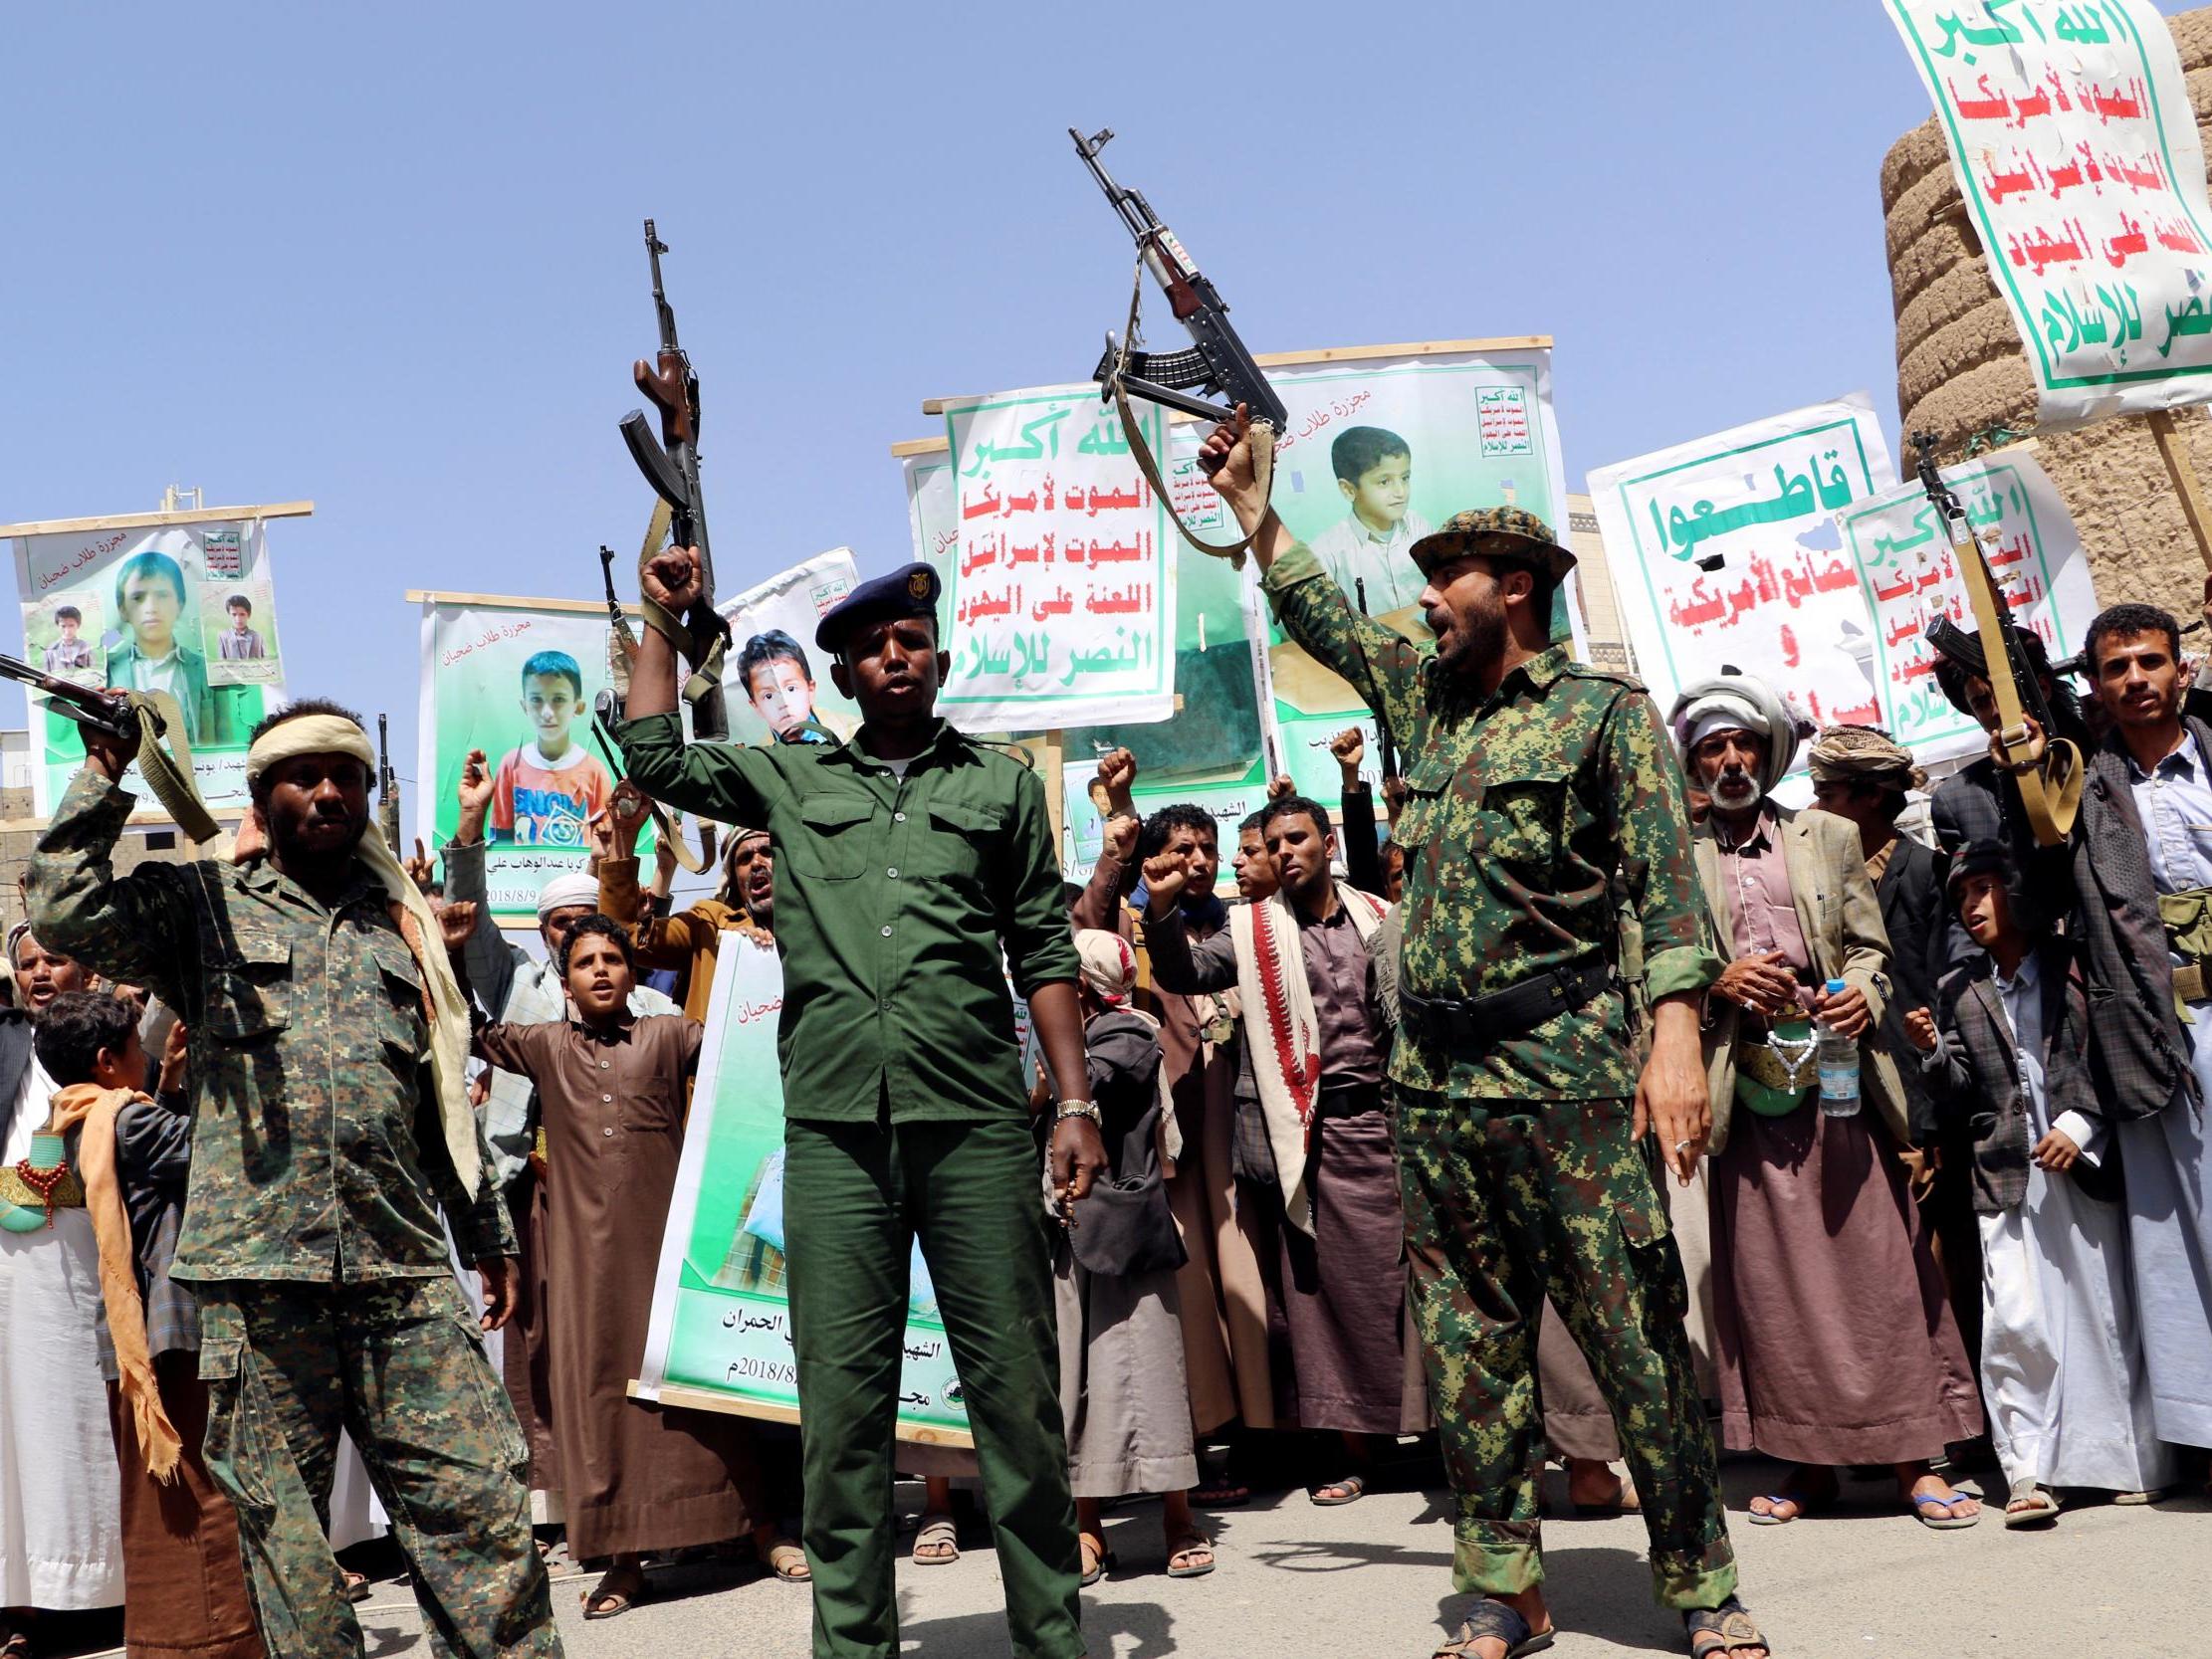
[53,1456,2202,1659]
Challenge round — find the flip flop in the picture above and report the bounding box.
[1310,1473,1367,1507]
[1079,1533,1116,1587]
[343,1569,373,1603]
[911,1514,959,1566]
[2001,1481,2060,1529]
[1435,1597,1556,1658]
[1910,1490,1980,1530]
[1745,1492,1808,1526]
[1165,1530,1216,1579]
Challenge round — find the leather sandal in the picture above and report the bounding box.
[767,1538,811,1581]
[582,1563,646,1620]
[1683,1595,1770,1655]
[912,1513,959,1565]
[1435,1598,1555,1658]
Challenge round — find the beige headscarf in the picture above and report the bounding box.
[1074,928,1137,1008]
[241,716,482,1199]
[1807,725,1926,794]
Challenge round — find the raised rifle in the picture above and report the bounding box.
[620,218,733,739]
[1912,432,2082,845]
[1072,126,1284,562]
[0,656,217,841]
[377,713,401,856]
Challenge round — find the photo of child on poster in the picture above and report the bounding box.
[1260,351,1572,798]
[422,599,636,920]
[13,517,288,816]
[202,581,281,686]
[717,549,863,746]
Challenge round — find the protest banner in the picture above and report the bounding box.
[1883,1,2212,428]
[904,435,1275,871]
[939,384,1177,729]
[634,939,975,1446]
[1592,395,1901,751]
[8,504,305,820]
[1838,445,2099,763]
[413,592,640,923]
[1253,343,1578,800]
[717,549,863,746]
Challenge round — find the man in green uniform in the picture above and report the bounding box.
[616,549,1107,1659]
[27,699,558,1659]
[1196,410,1768,1659]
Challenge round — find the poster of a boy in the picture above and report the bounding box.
[738,629,822,740]
[218,593,266,659]
[490,648,614,845]
[43,605,96,675]
[1306,424,1434,614]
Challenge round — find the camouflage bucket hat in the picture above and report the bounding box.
[1408,507,1577,581]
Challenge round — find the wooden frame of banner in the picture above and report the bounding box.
[403,589,642,616]
[0,501,315,537]
[626,1379,978,1449]
[2147,410,2212,573]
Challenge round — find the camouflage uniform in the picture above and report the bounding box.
[1261,517,1735,1611]
[28,770,558,1659]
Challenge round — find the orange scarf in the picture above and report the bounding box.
[44,1084,183,1482]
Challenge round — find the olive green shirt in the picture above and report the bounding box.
[1261,542,1719,1100]
[615,712,1078,1122]
[27,770,512,1283]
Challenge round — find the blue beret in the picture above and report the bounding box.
[815,563,942,652]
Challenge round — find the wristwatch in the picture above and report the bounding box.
[1053,1100,1103,1127]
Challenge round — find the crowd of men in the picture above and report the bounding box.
[3,408,2211,1659]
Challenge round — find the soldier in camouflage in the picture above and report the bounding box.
[27,699,559,1659]
[1198,411,1768,1659]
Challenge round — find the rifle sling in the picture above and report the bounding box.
[1109,258,1274,567]
[124,693,221,846]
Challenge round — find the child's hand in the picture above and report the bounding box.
[437,901,479,956]
[158,1020,190,1097]
[1902,1006,1939,1054]
[1330,727,1365,781]
[2032,1128,2082,1170]
[403,837,436,894]
[610,781,653,853]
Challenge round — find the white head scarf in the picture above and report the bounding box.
[244,715,483,1199]
[1668,673,1800,797]
[536,872,599,919]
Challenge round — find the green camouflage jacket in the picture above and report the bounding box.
[1262,543,1718,1100]
[27,770,511,1283]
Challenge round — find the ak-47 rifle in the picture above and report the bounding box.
[1072,126,1284,563]
[377,714,401,856]
[619,218,733,739]
[1912,432,2082,846]
[0,656,217,842]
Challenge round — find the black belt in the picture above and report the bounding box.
[1401,959,1614,1047]
[1313,1083,1384,1119]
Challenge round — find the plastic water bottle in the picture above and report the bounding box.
[1817,978,1862,1118]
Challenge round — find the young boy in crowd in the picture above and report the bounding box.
[34,990,262,1659]
[1306,425,1433,614]
[491,648,613,847]
[1904,842,2176,1527]
[738,630,823,741]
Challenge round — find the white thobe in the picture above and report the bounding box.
[2122,731,2212,1448]
[0,1058,124,1609]
[1978,956,2176,1494]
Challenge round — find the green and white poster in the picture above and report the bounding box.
[13,514,292,818]
[634,940,975,1446]
[415,595,632,923]
[1256,347,1578,800]
[939,383,1177,729]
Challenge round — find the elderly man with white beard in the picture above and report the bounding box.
[1672,674,1984,1533]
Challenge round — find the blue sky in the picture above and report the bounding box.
[4,1,2197,811]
